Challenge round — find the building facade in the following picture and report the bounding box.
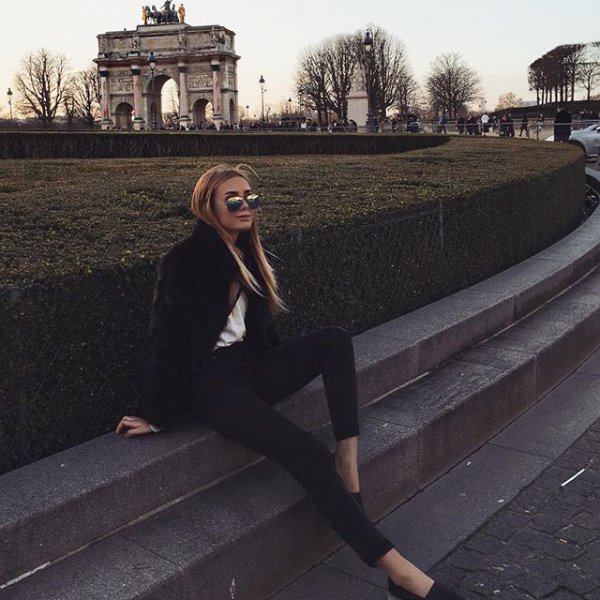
[94,21,240,130]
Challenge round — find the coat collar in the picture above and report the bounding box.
[190,219,254,280]
[191,218,251,251]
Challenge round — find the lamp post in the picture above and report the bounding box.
[259,75,266,125]
[363,29,374,133]
[6,88,13,129]
[148,52,157,130]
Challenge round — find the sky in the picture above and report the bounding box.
[1,0,599,118]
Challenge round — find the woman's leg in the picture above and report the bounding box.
[195,386,445,597]
[254,327,361,492]
[194,358,462,598]
[335,436,359,492]
[194,384,392,567]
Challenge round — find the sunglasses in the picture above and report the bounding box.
[225,193,261,213]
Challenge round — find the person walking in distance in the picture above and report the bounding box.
[519,113,529,137]
[554,105,572,143]
[116,164,467,600]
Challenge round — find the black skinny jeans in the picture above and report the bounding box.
[192,326,394,566]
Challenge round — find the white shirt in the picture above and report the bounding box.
[213,291,248,350]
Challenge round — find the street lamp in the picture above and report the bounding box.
[259,75,266,125]
[148,51,157,130]
[363,29,375,133]
[6,88,13,129]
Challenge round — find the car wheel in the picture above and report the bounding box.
[585,174,600,212]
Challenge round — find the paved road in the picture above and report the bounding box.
[431,417,600,599]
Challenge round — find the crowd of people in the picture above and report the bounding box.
[430,105,598,140]
[132,106,599,138]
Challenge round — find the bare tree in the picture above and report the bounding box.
[296,46,330,125]
[558,43,586,101]
[426,52,481,118]
[295,26,415,125]
[577,43,600,101]
[496,91,523,111]
[578,62,600,101]
[529,42,598,105]
[14,48,70,128]
[528,58,545,105]
[70,66,101,127]
[321,34,356,122]
[356,26,416,121]
[63,89,77,128]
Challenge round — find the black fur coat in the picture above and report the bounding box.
[140,219,280,428]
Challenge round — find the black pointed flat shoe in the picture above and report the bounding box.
[388,581,465,600]
[387,578,420,600]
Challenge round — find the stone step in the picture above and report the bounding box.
[0,283,514,587]
[3,265,600,599]
[1,204,600,590]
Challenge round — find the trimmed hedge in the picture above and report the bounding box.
[0,131,449,159]
[0,139,585,474]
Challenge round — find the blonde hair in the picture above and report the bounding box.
[190,164,286,313]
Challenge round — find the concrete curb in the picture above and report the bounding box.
[2,205,600,595]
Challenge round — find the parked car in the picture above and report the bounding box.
[546,122,600,159]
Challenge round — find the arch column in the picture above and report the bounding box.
[99,69,113,129]
[178,62,191,129]
[211,60,223,130]
[130,65,145,130]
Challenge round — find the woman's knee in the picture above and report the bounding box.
[316,326,353,353]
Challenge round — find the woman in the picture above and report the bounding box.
[116,164,465,600]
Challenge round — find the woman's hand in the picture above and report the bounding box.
[116,415,153,438]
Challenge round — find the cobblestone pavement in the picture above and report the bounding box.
[430,418,600,600]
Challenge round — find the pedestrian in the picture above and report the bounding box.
[554,105,572,142]
[506,113,515,138]
[115,164,466,600]
[456,114,465,135]
[536,113,545,136]
[437,114,448,134]
[519,113,529,137]
[499,114,507,137]
[466,114,478,135]
[480,112,490,134]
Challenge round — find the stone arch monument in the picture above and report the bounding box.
[94,9,240,130]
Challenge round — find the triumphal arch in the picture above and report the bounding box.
[94,6,240,130]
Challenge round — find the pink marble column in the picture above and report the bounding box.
[99,69,112,129]
[178,63,189,118]
[211,60,222,117]
[131,66,143,125]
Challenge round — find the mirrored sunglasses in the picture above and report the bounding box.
[225,194,261,212]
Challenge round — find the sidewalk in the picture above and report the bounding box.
[432,416,600,599]
[271,347,600,600]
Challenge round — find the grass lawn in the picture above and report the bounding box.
[0,137,581,286]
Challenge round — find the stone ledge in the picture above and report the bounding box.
[1,204,600,588]
[6,285,600,599]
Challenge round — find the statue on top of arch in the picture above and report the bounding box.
[142,2,185,25]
